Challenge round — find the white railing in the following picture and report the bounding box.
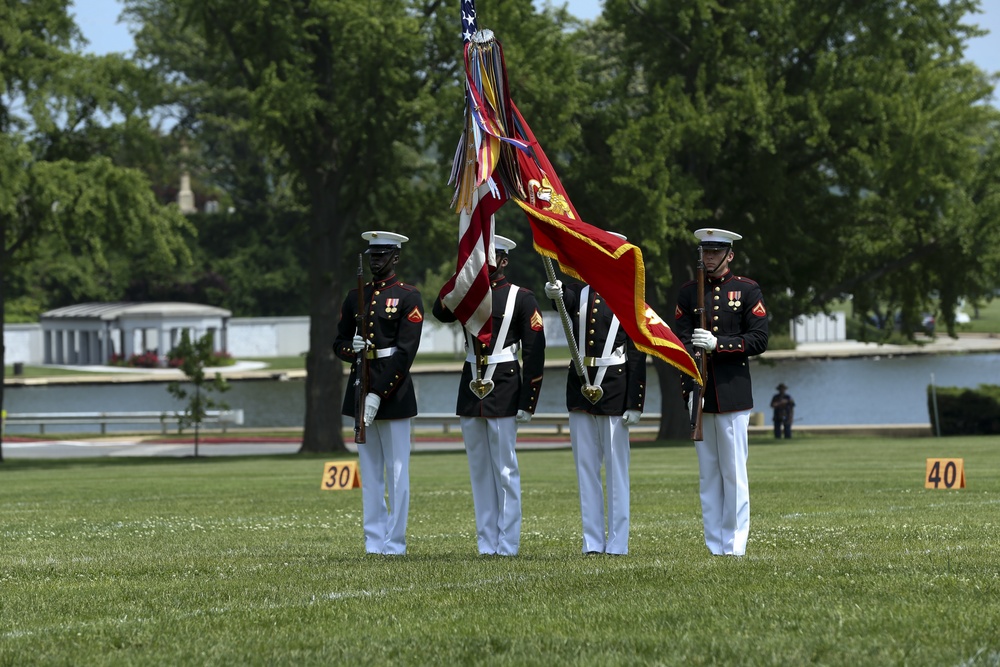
[2,409,244,435]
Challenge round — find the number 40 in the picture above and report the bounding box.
[925,458,965,489]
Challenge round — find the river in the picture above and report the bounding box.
[4,352,999,434]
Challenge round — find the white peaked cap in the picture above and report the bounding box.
[694,228,742,246]
[361,230,409,248]
[494,235,517,252]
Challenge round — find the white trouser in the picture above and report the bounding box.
[357,418,411,555]
[460,416,521,556]
[695,410,751,556]
[569,412,631,554]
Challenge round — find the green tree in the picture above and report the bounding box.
[126,0,435,453]
[166,330,231,457]
[571,0,1000,438]
[122,0,586,452]
[0,0,193,462]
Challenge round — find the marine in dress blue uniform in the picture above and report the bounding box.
[544,234,646,555]
[432,236,545,556]
[675,228,769,556]
[334,231,424,555]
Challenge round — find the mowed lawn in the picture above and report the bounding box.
[2,436,999,666]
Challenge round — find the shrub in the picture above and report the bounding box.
[928,383,1000,436]
[167,349,235,368]
[767,333,796,351]
[109,351,161,368]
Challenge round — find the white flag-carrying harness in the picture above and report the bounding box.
[465,285,520,391]
[577,286,625,390]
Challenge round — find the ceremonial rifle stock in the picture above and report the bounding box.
[691,246,707,441]
[354,254,370,444]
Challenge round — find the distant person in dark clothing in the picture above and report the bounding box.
[770,383,795,439]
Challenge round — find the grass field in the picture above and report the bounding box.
[2,436,999,666]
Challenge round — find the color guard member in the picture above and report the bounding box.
[432,235,545,556]
[675,228,769,557]
[334,231,423,555]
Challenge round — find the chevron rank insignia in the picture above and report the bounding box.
[407,307,423,323]
[530,309,544,331]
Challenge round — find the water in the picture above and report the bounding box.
[748,353,1000,425]
[5,353,999,432]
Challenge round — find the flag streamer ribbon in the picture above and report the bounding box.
[444,2,700,382]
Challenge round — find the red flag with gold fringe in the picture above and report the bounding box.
[507,105,699,382]
[448,2,699,383]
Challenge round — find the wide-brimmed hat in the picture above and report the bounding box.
[694,227,742,248]
[362,230,408,253]
[494,235,517,252]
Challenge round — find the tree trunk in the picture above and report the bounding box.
[299,190,347,454]
[1,231,6,463]
[653,360,691,442]
[651,244,699,444]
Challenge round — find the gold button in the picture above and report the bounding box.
[715,286,721,291]
[595,299,601,304]
[714,306,720,310]
[589,329,595,335]
[592,308,598,313]
[374,291,380,296]
[714,295,720,300]
[713,327,719,332]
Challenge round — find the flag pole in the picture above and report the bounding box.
[542,257,603,404]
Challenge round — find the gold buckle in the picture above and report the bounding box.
[477,355,490,366]
[365,350,377,360]
[583,356,597,367]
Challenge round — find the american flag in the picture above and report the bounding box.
[438,0,500,345]
[441,0,699,382]
[460,0,477,42]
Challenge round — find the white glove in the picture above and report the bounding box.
[543,280,563,300]
[515,409,532,423]
[352,334,371,353]
[363,393,381,426]
[692,328,718,351]
[622,410,641,426]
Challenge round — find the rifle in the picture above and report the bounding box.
[354,253,370,444]
[690,246,707,441]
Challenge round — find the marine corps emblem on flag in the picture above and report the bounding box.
[407,307,423,323]
[530,309,544,331]
[752,300,767,317]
